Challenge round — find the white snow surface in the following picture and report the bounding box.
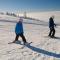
[0,11,60,60]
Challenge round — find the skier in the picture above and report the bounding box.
[12,17,27,44]
[48,16,56,38]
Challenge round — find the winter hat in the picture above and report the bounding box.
[19,17,23,22]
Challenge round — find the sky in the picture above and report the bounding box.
[0,0,60,13]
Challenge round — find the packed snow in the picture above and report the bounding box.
[0,11,60,60]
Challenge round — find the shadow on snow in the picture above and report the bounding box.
[53,36,60,39]
[26,44,60,58]
[15,41,60,58]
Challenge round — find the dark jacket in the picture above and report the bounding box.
[49,17,55,28]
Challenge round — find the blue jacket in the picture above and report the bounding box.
[49,17,55,28]
[15,21,23,35]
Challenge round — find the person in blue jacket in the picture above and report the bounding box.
[48,16,56,38]
[13,17,27,44]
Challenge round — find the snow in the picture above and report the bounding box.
[0,11,60,60]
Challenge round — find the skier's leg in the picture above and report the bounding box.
[49,28,53,36]
[20,33,27,43]
[13,34,19,43]
[52,28,55,37]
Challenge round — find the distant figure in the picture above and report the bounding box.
[48,16,56,38]
[13,17,27,44]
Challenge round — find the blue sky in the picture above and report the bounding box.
[0,0,60,13]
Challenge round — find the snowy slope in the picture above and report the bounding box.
[0,11,60,60]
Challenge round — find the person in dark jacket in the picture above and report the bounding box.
[13,17,27,44]
[48,16,56,38]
